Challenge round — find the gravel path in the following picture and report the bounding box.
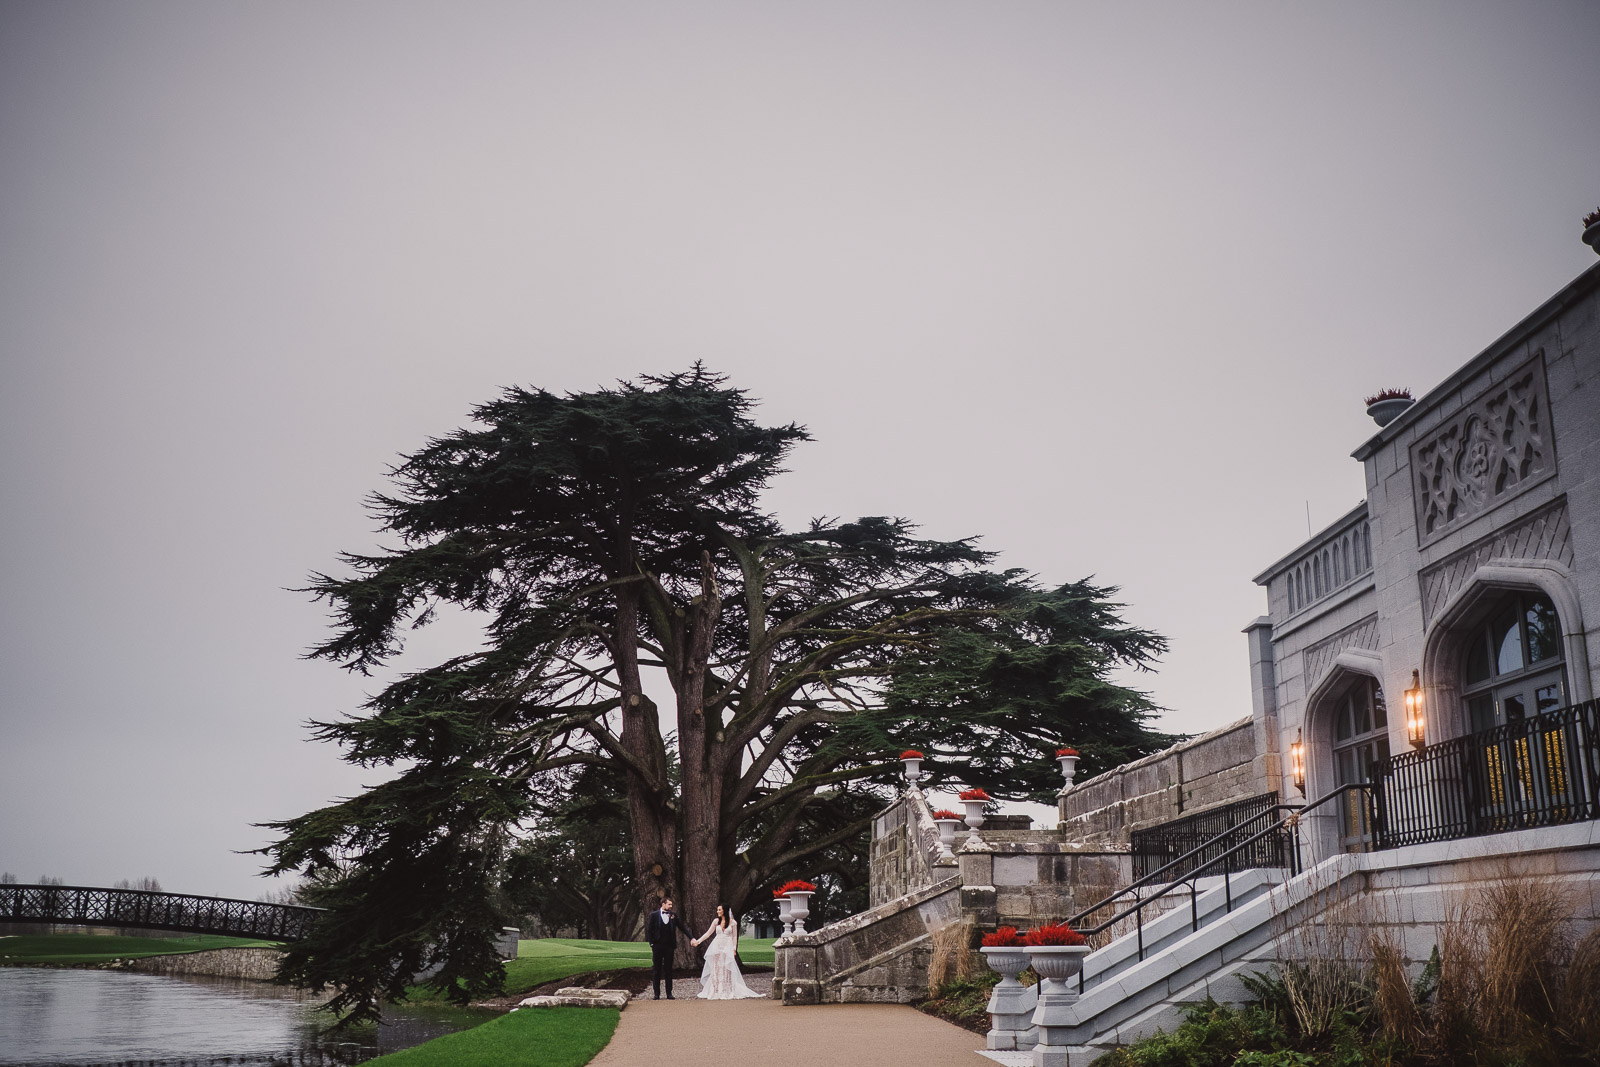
[589,996,982,1067]
[631,976,703,999]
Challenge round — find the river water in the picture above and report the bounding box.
[0,968,489,1066]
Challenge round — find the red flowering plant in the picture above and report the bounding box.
[1585,208,1600,229]
[1023,923,1087,947]
[775,879,817,896]
[958,787,991,802]
[1363,387,1412,406]
[981,925,1025,948]
[1055,747,1079,757]
[930,809,961,820]
[899,750,924,760]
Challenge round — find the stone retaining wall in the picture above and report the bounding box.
[124,946,284,980]
[1058,716,1264,845]
[956,838,1131,929]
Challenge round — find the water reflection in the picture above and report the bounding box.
[0,968,488,1066]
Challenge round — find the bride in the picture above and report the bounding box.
[690,903,765,1000]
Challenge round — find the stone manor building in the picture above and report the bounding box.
[774,243,1600,1065]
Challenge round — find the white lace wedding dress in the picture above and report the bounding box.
[694,919,764,1000]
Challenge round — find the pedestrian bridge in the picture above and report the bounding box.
[1,883,320,942]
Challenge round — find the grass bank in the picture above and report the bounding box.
[0,932,281,966]
[363,1006,619,1067]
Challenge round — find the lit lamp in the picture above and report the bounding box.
[1290,730,1306,794]
[1404,669,1426,747]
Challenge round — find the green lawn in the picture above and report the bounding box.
[0,932,281,965]
[499,936,774,995]
[364,1006,618,1067]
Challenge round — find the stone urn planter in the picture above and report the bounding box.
[933,816,963,864]
[959,788,990,831]
[981,944,1037,1051]
[1055,748,1079,789]
[1024,943,1089,983]
[785,890,813,933]
[1365,395,1413,427]
[899,751,925,793]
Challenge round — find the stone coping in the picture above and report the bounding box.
[1058,716,1253,796]
[958,836,1127,855]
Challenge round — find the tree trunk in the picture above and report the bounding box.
[674,552,724,965]
[614,586,677,933]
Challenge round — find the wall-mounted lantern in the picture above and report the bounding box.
[1404,669,1426,748]
[1289,730,1306,794]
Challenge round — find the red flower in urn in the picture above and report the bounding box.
[982,926,1025,948]
[931,809,961,820]
[1023,923,1087,947]
[775,879,817,896]
[899,750,924,760]
[958,787,991,802]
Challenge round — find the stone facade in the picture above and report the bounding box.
[1250,260,1600,864]
[1052,259,1600,869]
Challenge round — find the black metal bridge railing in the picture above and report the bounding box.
[0,884,322,941]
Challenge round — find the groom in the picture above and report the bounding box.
[644,896,694,1000]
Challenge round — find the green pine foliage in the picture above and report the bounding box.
[260,367,1177,1022]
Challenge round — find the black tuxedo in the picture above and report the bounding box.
[644,908,692,997]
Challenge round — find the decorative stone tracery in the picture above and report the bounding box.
[1417,499,1573,625]
[1411,354,1554,543]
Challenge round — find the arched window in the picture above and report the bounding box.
[1460,591,1567,733]
[1329,675,1387,849]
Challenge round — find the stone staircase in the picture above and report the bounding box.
[982,818,1600,1066]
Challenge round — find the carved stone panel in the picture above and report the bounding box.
[1410,353,1555,544]
[1303,614,1380,690]
[1417,498,1572,625]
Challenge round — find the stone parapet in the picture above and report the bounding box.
[1057,717,1263,846]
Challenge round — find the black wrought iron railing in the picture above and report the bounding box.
[0,884,321,941]
[1130,791,1284,879]
[1373,697,1600,848]
[1061,784,1376,990]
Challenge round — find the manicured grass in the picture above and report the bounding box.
[363,1006,619,1067]
[499,936,774,995]
[0,932,281,965]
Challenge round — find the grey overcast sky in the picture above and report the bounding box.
[2,2,1598,900]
